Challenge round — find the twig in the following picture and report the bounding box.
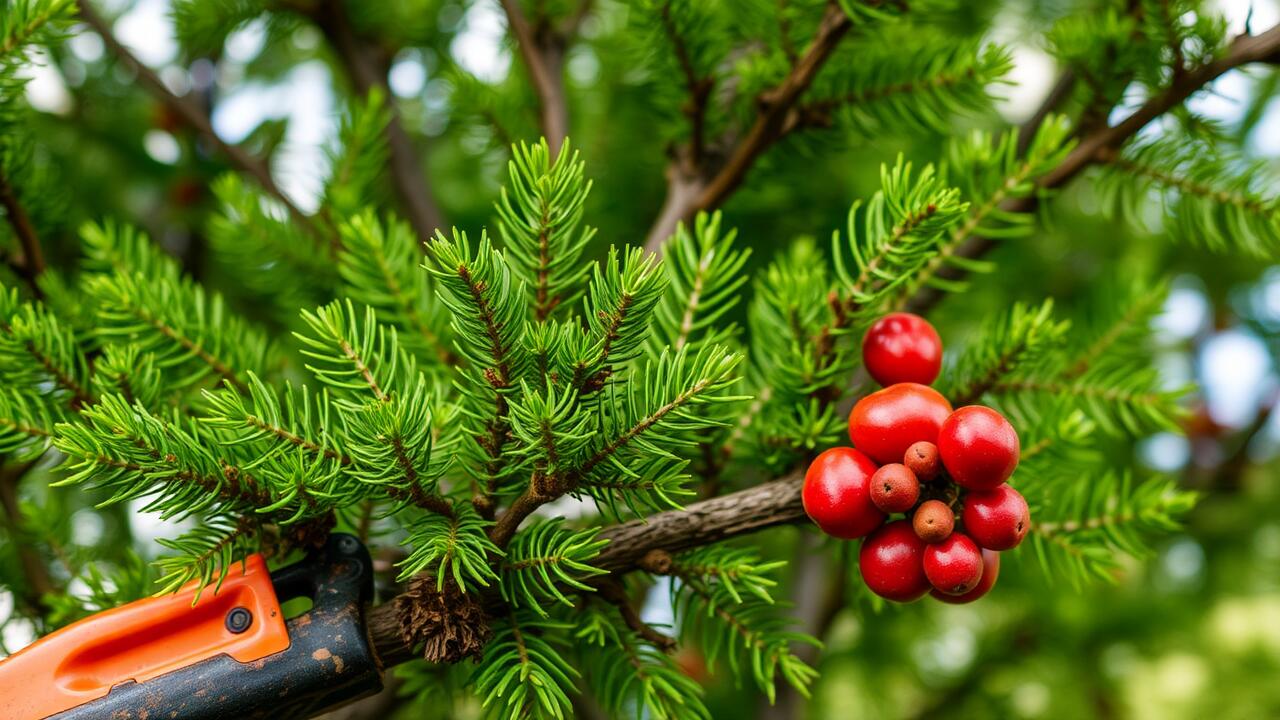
[643,1,852,250]
[598,578,677,651]
[0,171,44,296]
[908,23,1280,317]
[657,0,713,162]
[74,1,324,244]
[0,456,59,616]
[499,0,570,156]
[1017,69,1076,155]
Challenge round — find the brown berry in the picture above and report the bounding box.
[904,441,940,482]
[913,499,954,543]
[869,463,919,514]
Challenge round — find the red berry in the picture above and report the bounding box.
[859,520,930,602]
[904,440,940,481]
[932,549,1000,604]
[923,533,984,595]
[937,406,1020,490]
[962,484,1030,550]
[862,312,943,387]
[802,447,886,539]
[912,499,954,543]
[869,464,919,513]
[849,383,953,465]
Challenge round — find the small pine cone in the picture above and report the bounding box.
[396,576,491,664]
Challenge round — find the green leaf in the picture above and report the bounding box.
[398,501,501,591]
[496,138,596,322]
[472,613,580,720]
[648,210,751,356]
[501,519,607,616]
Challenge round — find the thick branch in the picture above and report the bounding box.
[307,0,445,241]
[499,0,569,156]
[74,1,322,242]
[369,471,805,664]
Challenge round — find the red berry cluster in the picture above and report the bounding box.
[801,313,1030,604]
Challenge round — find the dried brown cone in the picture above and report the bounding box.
[396,575,491,663]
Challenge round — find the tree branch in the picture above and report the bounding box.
[0,456,59,616]
[365,19,1280,673]
[908,23,1280,317]
[74,1,324,244]
[0,170,44,297]
[643,1,852,250]
[305,0,445,241]
[499,0,570,156]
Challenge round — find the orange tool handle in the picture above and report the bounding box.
[0,534,380,720]
[0,554,289,719]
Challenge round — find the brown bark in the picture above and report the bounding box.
[0,172,44,295]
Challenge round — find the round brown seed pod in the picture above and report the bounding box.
[869,463,920,514]
[904,440,941,482]
[913,499,954,544]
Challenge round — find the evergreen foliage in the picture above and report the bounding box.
[2,0,1272,715]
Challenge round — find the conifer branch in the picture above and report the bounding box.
[907,21,1280,316]
[1105,152,1271,213]
[74,1,324,245]
[657,0,713,162]
[797,64,980,122]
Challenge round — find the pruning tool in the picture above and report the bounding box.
[0,533,384,719]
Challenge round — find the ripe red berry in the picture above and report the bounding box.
[937,406,1020,490]
[932,549,1000,604]
[904,440,940,481]
[859,520,930,602]
[869,463,919,513]
[923,533,984,595]
[848,383,953,466]
[912,499,954,543]
[962,484,1030,550]
[862,312,943,387]
[802,447,885,539]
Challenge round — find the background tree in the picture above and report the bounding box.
[0,0,1278,718]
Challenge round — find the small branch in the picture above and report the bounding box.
[0,171,44,296]
[643,1,852,250]
[598,578,677,652]
[499,0,570,155]
[0,456,59,616]
[1017,69,1076,155]
[1101,149,1275,214]
[657,0,713,162]
[907,22,1280,317]
[75,1,323,244]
